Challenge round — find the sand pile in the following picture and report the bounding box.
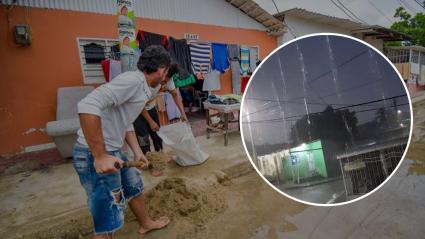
[145,177,227,227]
[146,152,170,171]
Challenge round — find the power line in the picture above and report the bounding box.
[329,0,365,23]
[272,0,298,38]
[335,0,369,24]
[412,0,425,10]
[243,41,399,122]
[292,41,330,108]
[242,102,279,118]
[241,79,386,118]
[272,0,279,13]
[242,49,376,118]
[355,102,409,114]
[330,0,359,22]
[285,23,298,38]
[244,95,385,108]
[243,102,410,124]
[285,94,407,120]
[272,49,369,104]
[242,94,408,124]
[398,0,420,14]
[279,49,370,103]
[249,101,410,124]
[310,49,369,84]
[366,0,394,25]
[403,0,421,12]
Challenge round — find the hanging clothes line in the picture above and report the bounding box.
[189,41,211,75]
[119,29,260,94]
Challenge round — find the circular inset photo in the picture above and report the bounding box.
[240,33,413,206]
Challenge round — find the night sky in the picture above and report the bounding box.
[241,35,411,148]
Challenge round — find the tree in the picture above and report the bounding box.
[289,105,359,150]
[374,106,398,130]
[390,3,425,46]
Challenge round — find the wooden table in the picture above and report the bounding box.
[203,101,240,146]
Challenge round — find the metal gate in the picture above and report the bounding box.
[338,144,406,197]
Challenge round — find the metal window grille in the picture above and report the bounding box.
[385,48,410,64]
[77,37,119,84]
[339,144,405,197]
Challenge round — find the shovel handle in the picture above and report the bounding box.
[114,161,145,169]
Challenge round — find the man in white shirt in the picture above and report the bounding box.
[73,45,170,238]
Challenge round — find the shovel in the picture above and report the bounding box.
[114,160,145,169]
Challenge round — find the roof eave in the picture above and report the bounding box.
[226,0,286,35]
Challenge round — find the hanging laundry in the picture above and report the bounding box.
[101,59,110,82]
[240,47,250,75]
[189,42,211,75]
[156,92,166,113]
[241,75,251,93]
[169,37,193,77]
[165,92,181,121]
[203,70,221,92]
[249,47,258,73]
[109,59,122,81]
[227,44,241,94]
[227,44,240,61]
[101,59,122,82]
[212,43,229,73]
[136,30,170,52]
[172,73,196,88]
[230,60,241,95]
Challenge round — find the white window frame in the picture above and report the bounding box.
[76,37,119,85]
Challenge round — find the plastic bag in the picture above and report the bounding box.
[157,122,209,166]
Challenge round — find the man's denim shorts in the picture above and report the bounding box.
[72,143,144,235]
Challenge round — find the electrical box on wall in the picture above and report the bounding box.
[14,24,32,46]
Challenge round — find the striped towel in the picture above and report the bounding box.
[240,47,250,74]
[189,42,211,74]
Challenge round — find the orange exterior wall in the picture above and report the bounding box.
[0,6,277,155]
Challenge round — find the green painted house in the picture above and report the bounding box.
[279,139,342,184]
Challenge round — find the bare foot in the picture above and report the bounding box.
[138,216,170,235]
[150,169,163,177]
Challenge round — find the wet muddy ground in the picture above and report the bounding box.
[97,171,308,239]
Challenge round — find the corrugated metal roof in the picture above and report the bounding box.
[2,0,116,13]
[1,0,267,31]
[351,26,411,41]
[336,137,408,159]
[225,0,285,36]
[275,8,366,30]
